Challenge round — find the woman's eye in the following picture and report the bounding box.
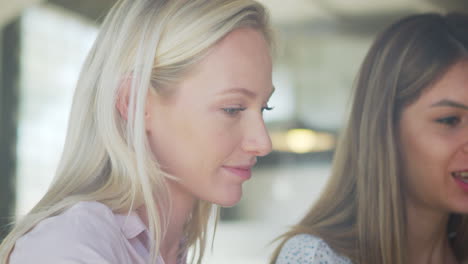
[261,105,274,113]
[222,107,246,116]
[436,116,461,127]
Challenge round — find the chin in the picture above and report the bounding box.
[452,205,468,215]
[213,189,243,207]
[217,199,241,208]
[449,199,468,214]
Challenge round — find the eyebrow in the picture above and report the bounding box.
[220,86,275,99]
[430,99,468,110]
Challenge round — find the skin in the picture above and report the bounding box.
[144,28,273,263]
[399,60,468,264]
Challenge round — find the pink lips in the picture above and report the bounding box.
[452,170,468,192]
[453,177,468,192]
[223,166,252,180]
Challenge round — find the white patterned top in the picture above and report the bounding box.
[275,234,352,264]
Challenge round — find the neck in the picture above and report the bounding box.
[138,180,196,264]
[406,199,457,264]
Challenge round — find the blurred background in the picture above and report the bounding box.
[0,0,467,263]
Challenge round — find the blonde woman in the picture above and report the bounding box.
[0,0,275,263]
[271,13,468,264]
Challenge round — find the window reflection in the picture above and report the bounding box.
[17,5,97,216]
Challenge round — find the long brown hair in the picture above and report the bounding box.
[271,12,468,264]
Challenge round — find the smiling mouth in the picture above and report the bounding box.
[223,166,252,180]
[452,171,468,183]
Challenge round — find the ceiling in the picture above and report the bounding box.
[1,0,467,29]
[257,0,442,24]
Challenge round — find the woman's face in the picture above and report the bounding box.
[399,60,468,215]
[146,28,273,207]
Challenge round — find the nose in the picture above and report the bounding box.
[241,118,272,157]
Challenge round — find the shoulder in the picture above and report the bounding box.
[24,201,120,238]
[10,201,128,263]
[275,234,352,264]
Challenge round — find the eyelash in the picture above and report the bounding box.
[262,106,274,112]
[222,105,274,116]
[436,116,461,127]
[222,107,246,115]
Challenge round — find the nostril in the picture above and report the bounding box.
[258,143,273,157]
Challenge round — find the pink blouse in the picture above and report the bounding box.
[9,201,178,264]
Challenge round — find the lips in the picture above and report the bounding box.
[223,165,253,180]
[452,171,468,183]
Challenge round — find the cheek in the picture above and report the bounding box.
[401,132,452,189]
[146,115,195,170]
[214,122,244,150]
[147,129,176,169]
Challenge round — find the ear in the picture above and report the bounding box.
[116,77,132,121]
[117,76,154,134]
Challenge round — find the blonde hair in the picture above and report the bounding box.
[271,12,468,264]
[0,0,272,263]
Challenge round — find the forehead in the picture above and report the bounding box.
[175,28,273,96]
[417,61,468,104]
[203,27,271,80]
